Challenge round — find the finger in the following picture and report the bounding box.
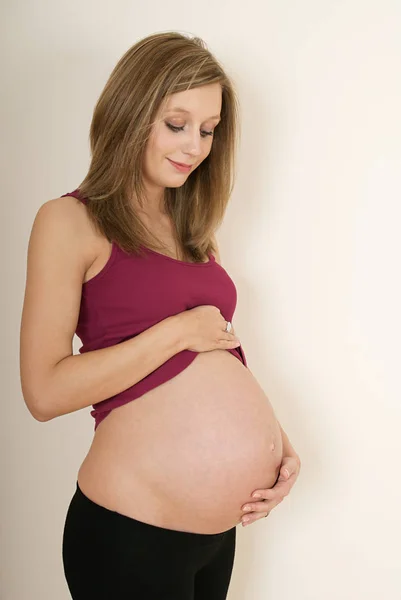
[220,335,240,345]
[252,489,276,501]
[279,466,296,481]
[280,457,300,478]
[252,482,288,500]
[241,500,270,514]
[223,333,239,341]
[241,510,270,527]
[221,319,236,336]
[223,322,236,336]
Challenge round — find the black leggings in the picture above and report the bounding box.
[62,482,236,599]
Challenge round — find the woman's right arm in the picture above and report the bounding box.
[19,198,187,423]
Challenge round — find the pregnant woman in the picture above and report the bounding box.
[20,31,301,599]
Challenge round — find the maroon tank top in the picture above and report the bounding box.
[61,189,248,430]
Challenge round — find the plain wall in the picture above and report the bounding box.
[2,1,400,598]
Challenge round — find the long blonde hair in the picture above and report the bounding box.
[77,31,241,263]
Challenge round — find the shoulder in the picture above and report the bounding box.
[37,194,87,224]
[34,194,81,221]
[31,195,98,264]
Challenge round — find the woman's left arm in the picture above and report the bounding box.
[240,423,301,527]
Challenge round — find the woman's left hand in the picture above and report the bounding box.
[240,456,301,527]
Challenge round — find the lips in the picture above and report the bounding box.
[169,159,193,167]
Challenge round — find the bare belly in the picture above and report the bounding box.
[77,349,283,534]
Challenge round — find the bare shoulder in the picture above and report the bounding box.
[33,194,98,265]
[36,194,92,236]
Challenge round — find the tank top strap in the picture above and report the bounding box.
[61,189,87,204]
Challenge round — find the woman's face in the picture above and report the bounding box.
[142,83,222,198]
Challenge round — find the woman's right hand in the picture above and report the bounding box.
[179,305,241,353]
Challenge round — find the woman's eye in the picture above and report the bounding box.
[166,123,213,137]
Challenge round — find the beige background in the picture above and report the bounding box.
[3,0,401,598]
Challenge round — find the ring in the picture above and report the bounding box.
[224,321,232,333]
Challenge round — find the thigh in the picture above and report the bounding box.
[62,482,229,600]
[194,526,236,600]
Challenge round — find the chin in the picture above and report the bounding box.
[166,181,187,189]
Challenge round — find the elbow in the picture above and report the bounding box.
[32,410,50,423]
[21,386,53,423]
[26,399,52,423]
[34,403,53,422]
[25,401,51,422]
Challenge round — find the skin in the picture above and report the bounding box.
[241,456,301,526]
[137,83,301,527]
[139,82,222,216]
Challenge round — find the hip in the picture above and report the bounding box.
[63,481,236,599]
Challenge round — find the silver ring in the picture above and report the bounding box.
[224,321,232,333]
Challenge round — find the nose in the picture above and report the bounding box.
[183,132,203,157]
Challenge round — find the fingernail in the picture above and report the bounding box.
[252,493,261,498]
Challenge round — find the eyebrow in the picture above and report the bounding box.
[165,107,221,121]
